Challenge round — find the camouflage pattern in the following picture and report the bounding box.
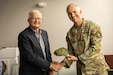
[63,19,110,75]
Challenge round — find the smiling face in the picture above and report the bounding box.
[28,10,42,31]
[67,4,82,25]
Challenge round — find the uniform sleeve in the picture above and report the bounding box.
[78,24,102,65]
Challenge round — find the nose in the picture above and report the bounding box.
[71,13,75,17]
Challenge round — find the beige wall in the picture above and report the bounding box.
[0,0,113,75]
[0,0,113,64]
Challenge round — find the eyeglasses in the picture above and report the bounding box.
[30,17,42,20]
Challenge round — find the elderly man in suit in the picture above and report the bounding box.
[18,10,62,75]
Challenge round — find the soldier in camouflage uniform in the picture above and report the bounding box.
[62,3,110,75]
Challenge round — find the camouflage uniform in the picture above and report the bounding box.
[63,19,110,75]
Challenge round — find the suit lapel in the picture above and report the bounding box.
[28,28,41,48]
[41,30,49,57]
[41,31,47,49]
[29,28,48,59]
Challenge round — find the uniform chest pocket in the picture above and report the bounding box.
[81,31,90,41]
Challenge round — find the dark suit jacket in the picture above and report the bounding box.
[18,27,52,75]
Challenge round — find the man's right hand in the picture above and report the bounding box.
[51,61,63,72]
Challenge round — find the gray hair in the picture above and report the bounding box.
[66,3,80,12]
[28,9,42,18]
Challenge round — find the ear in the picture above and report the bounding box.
[28,18,30,22]
[80,10,82,15]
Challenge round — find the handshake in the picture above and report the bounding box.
[50,54,78,72]
[51,47,78,72]
[50,61,65,72]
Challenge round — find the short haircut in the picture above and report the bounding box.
[66,3,80,12]
[28,9,42,18]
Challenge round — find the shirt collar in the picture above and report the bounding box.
[30,27,42,34]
